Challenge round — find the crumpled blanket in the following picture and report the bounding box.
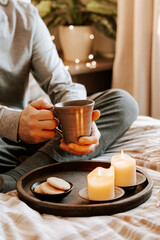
[0,115,160,240]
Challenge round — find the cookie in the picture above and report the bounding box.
[34,184,44,194]
[40,182,65,195]
[47,177,70,191]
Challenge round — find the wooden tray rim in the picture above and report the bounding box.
[16,161,153,216]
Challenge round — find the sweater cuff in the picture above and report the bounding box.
[0,107,22,142]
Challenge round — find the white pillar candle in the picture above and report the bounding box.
[111,150,136,187]
[87,166,114,201]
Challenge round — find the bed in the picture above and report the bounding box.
[0,115,160,240]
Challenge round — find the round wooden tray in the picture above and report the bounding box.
[16,161,153,217]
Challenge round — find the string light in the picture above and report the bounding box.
[86,62,91,68]
[65,65,69,71]
[69,25,74,30]
[89,34,94,40]
[75,58,80,64]
[91,61,96,68]
[75,65,80,70]
[51,35,55,41]
[88,54,94,60]
[86,61,97,69]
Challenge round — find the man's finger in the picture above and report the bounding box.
[39,119,59,130]
[92,110,100,122]
[60,142,96,155]
[37,109,54,120]
[79,122,100,145]
[79,134,98,145]
[30,99,53,110]
[68,143,96,153]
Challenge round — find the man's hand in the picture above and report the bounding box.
[60,110,101,155]
[18,99,59,144]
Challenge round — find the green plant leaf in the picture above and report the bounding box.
[47,14,68,28]
[36,1,52,18]
[91,14,117,39]
[32,0,117,39]
[87,0,117,16]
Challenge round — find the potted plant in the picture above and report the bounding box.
[32,0,117,62]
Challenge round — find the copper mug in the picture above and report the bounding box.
[53,99,95,144]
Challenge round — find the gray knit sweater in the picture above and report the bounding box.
[0,0,86,142]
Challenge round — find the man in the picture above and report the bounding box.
[0,0,139,193]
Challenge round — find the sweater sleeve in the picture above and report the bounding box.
[0,106,22,142]
[31,11,87,104]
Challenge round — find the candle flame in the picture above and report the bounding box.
[121,150,125,159]
[98,168,102,176]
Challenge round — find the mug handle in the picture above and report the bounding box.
[49,108,63,138]
[54,127,63,138]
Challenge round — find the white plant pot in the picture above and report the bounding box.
[59,25,94,62]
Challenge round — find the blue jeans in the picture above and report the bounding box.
[0,89,139,181]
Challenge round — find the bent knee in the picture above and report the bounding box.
[113,89,139,128]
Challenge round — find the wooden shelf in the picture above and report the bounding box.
[62,55,114,76]
[59,52,114,95]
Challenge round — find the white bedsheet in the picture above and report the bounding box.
[0,115,160,240]
[94,115,160,172]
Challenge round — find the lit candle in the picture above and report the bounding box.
[87,166,114,201]
[111,150,136,187]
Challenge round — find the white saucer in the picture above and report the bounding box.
[79,186,125,202]
[136,172,147,185]
[119,172,146,189]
